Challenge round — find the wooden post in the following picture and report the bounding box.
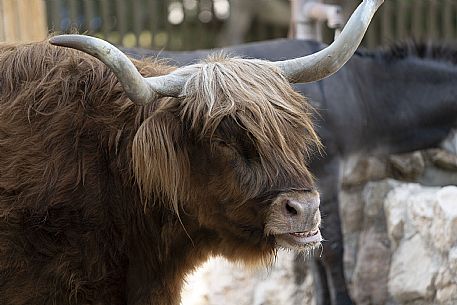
[0,0,47,42]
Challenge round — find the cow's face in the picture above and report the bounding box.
[133,57,321,263]
[183,119,321,262]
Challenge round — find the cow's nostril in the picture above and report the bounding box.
[285,201,298,216]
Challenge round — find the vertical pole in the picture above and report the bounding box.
[290,0,323,41]
[381,0,392,43]
[132,0,142,47]
[49,0,62,33]
[83,0,94,33]
[427,0,438,38]
[0,0,47,42]
[396,0,407,41]
[0,0,4,41]
[412,0,423,40]
[1,0,20,41]
[442,0,454,40]
[100,0,111,41]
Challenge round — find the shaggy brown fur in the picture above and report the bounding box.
[0,40,320,305]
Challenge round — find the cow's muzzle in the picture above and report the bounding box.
[265,191,321,250]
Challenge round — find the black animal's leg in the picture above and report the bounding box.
[319,197,354,305]
[309,154,353,305]
[310,257,331,305]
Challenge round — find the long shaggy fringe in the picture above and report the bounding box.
[183,55,321,177]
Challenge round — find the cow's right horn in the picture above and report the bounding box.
[274,0,383,83]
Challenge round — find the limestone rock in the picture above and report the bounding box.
[431,186,457,252]
[388,234,439,302]
[419,149,457,186]
[449,247,457,272]
[363,180,398,220]
[384,183,439,248]
[389,151,425,180]
[180,251,315,305]
[418,165,457,187]
[436,285,457,303]
[352,227,390,305]
[440,131,457,155]
[428,148,457,171]
[350,180,394,305]
[181,257,258,305]
[341,156,388,188]
[384,190,406,248]
[340,189,364,283]
[435,267,454,288]
[407,187,437,244]
[343,232,358,284]
[340,190,364,233]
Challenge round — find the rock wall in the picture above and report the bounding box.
[342,180,457,305]
[341,148,457,305]
[181,252,316,305]
[180,148,457,305]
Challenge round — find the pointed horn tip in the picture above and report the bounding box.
[49,35,97,48]
[49,35,76,47]
[48,36,61,45]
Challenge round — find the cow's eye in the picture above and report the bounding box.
[212,139,236,154]
[213,139,229,147]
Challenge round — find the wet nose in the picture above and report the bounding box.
[283,195,320,220]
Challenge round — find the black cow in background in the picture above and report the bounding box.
[125,39,457,305]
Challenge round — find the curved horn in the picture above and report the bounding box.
[275,0,383,83]
[49,35,192,104]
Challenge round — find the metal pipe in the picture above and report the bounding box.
[290,0,343,40]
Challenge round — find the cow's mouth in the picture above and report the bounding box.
[274,228,322,249]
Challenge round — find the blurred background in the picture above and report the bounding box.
[1,0,457,49]
[1,2,457,305]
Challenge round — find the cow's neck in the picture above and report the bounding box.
[331,55,457,156]
[124,202,215,305]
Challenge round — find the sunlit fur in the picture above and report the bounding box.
[0,41,320,305]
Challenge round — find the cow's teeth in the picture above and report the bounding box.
[290,230,319,238]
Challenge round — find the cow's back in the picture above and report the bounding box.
[0,41,139,304]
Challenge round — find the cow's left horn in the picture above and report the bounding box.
[49,35,192,104]
[275,0,383,83]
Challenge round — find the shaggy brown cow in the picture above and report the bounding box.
[0,1,381,304]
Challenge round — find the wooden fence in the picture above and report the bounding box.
[2,1,457,48]
[0,0,47,42]
[44,0,289,50]
[362,0,457,48]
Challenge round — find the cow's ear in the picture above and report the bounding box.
[132,112,189,210]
